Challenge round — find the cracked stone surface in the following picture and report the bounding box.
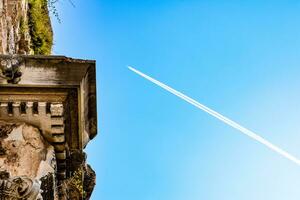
[0,121,56,199]
[0,121,56,179]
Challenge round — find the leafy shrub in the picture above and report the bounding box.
[28,0,53,55]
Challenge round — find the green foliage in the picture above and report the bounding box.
[28,0,53,55]
[19,17,27,35]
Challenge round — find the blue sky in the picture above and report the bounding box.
[52,1,300,199]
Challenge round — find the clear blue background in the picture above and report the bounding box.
[52,1,300,199]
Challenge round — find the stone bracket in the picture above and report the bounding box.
[0,101,67,179]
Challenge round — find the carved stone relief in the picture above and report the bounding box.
[0,173,42,200]
[0,121,57,199]
[0,57,23,84]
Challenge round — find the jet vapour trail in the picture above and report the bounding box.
[128,66,300,166]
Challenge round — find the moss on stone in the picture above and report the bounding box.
[28,0,53,55]
[71,168,87,198]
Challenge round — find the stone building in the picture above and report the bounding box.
[0,1,97,200]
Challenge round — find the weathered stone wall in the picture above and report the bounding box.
[0,121,57,199]
[0,122,56,179]
[0,0,32,54]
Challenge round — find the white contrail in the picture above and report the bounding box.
[128,66,300,166]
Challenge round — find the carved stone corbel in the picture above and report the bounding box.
[0,56,23,84]
[0,55,97,199]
